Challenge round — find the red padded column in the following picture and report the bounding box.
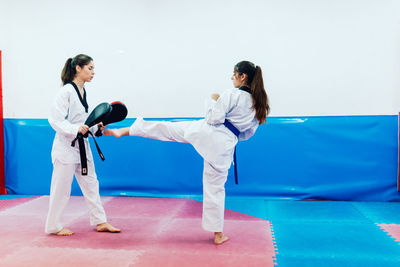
[398,112,400,192]
[0,50,7,194]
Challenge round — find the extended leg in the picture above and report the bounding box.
[129,117,192,143]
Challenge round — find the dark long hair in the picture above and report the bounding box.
[234,61,270,124]
[61,54,93,85]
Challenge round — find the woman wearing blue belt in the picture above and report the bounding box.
[105,61,269,244]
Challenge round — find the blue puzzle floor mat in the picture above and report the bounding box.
[224,199,400,266]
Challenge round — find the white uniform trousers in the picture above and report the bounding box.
[45,159,107,234]
[130,118,230,232]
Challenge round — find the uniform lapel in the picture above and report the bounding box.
[67,81,89,113]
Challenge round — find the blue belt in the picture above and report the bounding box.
[223,119,240,137]
[223,119,239,184]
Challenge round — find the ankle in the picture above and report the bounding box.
[214,232,223,238]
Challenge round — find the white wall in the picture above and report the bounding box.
[1,0,399,118]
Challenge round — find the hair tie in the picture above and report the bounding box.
[70,58,76,68]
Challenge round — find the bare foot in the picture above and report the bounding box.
[53,228,74,236]
[214,232,229,245]
[103,128,126,138]
[96,222,121,233]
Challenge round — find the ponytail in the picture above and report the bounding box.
[234,61,270,124]
[61,58,75,85]
[61,54,93,85]
[250,66,269,124]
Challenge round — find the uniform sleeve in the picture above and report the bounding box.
[204,90,233,125]
[48,88,80,138]
[238,123,258,141]
[89,124,99,133]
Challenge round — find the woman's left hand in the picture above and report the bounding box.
[98,122,107,131]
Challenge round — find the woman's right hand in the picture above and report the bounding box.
[211,93,220,101]
[78,125,89,135]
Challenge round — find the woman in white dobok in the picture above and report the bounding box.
[105,61,269,244]
[46,54,120,236]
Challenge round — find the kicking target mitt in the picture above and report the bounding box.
[84,102,112,128]
[102,101,128,125]
[71,102,111,175]
[94,101,128,136]
[71,101,128,175]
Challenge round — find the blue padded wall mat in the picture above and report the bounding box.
[3,116,399,201]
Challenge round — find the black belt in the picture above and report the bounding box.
[71,130,105,175]
[223,119,240,184]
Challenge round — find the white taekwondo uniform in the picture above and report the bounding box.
[129,88,259,232]
[45,82,106,234]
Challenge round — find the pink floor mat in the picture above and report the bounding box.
[377,223,400,244]
[0,196,39,212]
[0,196,275,267]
